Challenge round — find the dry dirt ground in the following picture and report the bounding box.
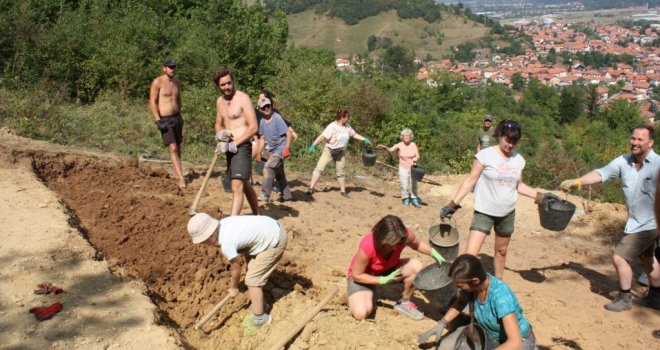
[0,129,658,350]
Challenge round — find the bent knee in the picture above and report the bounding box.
[350,307,372,320]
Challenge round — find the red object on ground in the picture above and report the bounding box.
[29,302,63,321]
[34,282,64,295]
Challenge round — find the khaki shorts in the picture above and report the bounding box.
[313,147,346,178]
[245,223,288,287]
[469,210,516,236]
[613,229,658,263]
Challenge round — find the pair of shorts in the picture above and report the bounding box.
[245,223,288,287]
[347,278,375,297]
[226,142,252,180]
[469,210,516,236]
[614,229,658,263]
[159,113,184,145]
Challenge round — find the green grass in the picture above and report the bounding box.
[287,9,490,59]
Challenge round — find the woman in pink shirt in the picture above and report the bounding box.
[377,128,421,207]
[347,215,446,320]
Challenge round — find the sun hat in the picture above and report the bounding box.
[187,213,219,244]
[258,97,272,108]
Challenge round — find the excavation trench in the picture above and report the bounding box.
[26,152,313,349]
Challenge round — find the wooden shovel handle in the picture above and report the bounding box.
[189,153,219,215]
[194,293,232,330]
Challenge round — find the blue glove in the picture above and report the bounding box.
[308,144,316,154]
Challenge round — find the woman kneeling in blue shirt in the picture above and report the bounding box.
[419,254,536,350]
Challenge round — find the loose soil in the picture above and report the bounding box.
[1,129,658,350]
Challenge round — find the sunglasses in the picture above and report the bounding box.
[260,105,272,110]
[166,65,177,69]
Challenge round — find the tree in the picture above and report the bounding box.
[511,72,525,91]
[380,45,416,76]
[559,85,585,124]
[367,35,378,51]
[600,99,644,131]
[585,84,600,119]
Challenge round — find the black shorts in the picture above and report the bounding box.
[159,113,183,146]
[227,142,252,180]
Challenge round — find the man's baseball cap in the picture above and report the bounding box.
[258,97,272,108]
[483,115,493,121]
[163,58,177,67]
[187,213,219,244]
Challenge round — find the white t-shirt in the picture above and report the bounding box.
[473,146,526,217]
[322,121,356,150]
[218,216,281,260]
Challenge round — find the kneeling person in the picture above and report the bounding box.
[187,213,288,331]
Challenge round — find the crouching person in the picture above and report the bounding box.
[187,213,288,332]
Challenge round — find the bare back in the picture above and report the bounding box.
[149,75,181,120]
[215,90,257,145]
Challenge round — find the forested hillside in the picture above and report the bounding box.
[0,0,650,204]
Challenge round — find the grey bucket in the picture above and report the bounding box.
[414,263,456,312]
[428,223,460,261]
[361,149,376,167]
[538,197,576,231]
[453,323,497,350]
[411,165,426,181]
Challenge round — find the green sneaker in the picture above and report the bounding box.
[243,313,272,334]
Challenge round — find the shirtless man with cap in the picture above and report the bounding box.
[213,67,259,215]
[149,58,186,189]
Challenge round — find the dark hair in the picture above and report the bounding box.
[372,215,408,251]
[493,119,522,144]
[448,254,487,287]
[336,108,350,121]
[212,67,234,87]
[632,124,655,141]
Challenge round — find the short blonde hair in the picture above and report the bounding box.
[400,128,414,140]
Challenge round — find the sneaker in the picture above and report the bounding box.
[403,198,410,206]
[243,313,272,334]
[306,188,315,195]
[341,192,350,198]
[604,292,632,312]
[393,300,424,320]
[257,193,270,202]
[278,197,293,203]
[412,199,421,208]
[638,272,649,286]
[273,185,280,193]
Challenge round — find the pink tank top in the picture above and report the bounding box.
[347,229,411,278]
[397,142,418,170]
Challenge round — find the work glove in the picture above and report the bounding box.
[418,319,447,345]
[308,144,316,154]
[535,192,560,205]
[378,268,402,285]
[363,138,372,146]
[227,142,238,153]
[215,142,227,155]
[215,129,233,142]
[431,249,446,264]
[560,179,581,191]
[282,146,291,159]
[440,201,461,220]
[29,302,63,321]
[156,120,168,132]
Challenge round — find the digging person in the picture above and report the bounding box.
[187,212,288,332]
[561,124,660,312]
[149,58,186,189]
[213,67,259,216]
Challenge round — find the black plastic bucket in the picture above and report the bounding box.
[429,223,460,261]
[414,263,456,312]
[454,323,497,350]
[220,173,232,193]
[411,165,426,181]
[538,197,576,231]
[362,149,376,167]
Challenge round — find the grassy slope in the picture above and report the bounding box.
[287,9,490,58]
